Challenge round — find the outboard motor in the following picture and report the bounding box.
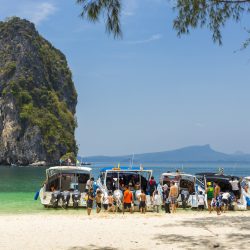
[50,190,61,208]
[181,189,190,209]
[61,191,70,208]
[113,189,123,210]
[72,190,81,208]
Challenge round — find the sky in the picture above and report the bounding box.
[1,0,250,156]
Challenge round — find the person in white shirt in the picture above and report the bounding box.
[197,191,205,211]
[222,192,230,212]
[102,193,109,211]
[153,190,162,213]
[86,177,94,193]
[162,184,169,203]
[229,177,240,199]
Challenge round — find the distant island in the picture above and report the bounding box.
[82,145,250,163]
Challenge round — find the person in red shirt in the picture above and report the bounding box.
[148,176,157,203]
[123,185,133,214]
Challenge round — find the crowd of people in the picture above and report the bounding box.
[206,177,242,215]
[83,174,248,216]
[84,176,180,215]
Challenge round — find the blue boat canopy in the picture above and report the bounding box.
[100,165,149,172]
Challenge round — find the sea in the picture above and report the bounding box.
[0,162,250,214]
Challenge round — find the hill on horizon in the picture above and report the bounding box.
[79,145,250,163]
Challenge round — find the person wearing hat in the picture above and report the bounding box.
[206,182,214,213]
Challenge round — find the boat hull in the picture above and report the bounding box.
[39,187,88,208]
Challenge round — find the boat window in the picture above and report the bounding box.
[100,172,105,184]
[46,173,90,192]
[162,175,179,185]
[180,179,194,193]
[105,171,150,192]
[204,177,232,192]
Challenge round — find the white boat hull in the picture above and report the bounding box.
[39,187,88,208]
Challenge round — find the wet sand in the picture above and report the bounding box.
[0,211,250,250]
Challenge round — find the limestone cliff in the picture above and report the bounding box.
[0,17,78,165]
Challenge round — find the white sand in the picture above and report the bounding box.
[0,211,250,250]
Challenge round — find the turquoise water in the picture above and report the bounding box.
[0,162,249,214]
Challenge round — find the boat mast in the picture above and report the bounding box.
[130,153,134,169]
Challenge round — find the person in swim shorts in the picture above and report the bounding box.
[87,188,95,216]
[95,189,102,213]
[139,190,146,214]
[107,191,115,213]
[214,182,221,215]
[169,181,178,213]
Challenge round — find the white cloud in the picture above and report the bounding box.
[122,0,138,16]
[122,0,168,17]
[195,122,204,128]
[126,34,162,44]
[122,11,135,16]
[20,2,57,25]
[0,1,57,25]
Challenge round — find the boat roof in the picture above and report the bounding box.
[161,172,195,178]
[195,172,240,181]
[100,166,152,172]
[47,165,92,172]
[196,172,237,177]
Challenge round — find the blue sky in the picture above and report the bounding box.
[1,0,250,156]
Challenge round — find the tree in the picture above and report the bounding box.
[77,0,250,45]
[173,0,249,45]
[77,0,122,38]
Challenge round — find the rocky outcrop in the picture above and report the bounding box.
[0,17,78,165]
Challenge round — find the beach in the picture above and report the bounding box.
[1,211,250,250]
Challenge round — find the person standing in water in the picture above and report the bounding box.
[169,181,178,213]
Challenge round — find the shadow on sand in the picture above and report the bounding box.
[155,216,250,249]
[68,246,118,250]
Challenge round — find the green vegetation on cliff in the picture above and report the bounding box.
[0,17,78,164]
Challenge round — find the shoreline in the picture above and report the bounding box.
[0,205,248,216]
[1,211,250,250]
